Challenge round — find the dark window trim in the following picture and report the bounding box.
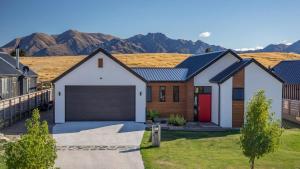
[232,88,244,101]
[159,86,166,102]
[173,86,180,102]
[146,86,152,102]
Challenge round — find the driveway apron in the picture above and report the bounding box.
[53,121,145,169]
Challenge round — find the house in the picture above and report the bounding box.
[0,50,38,100]
[273,60,300,124]
[273,60,300,100]
[53,48,283,128]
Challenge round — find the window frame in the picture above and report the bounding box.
[159,86,166,102]
[232,88,244,101]
[146,86,152,102]
[173,86,180,102]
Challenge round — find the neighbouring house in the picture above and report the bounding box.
[53,48,283,128]
[273,60,300,123]
[0,50,38,100]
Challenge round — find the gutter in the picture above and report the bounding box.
[218,83,221,126]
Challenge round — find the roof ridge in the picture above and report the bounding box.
[0,57,22,74]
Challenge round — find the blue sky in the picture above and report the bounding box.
[0,0,300,50]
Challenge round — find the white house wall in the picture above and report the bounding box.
[244,63,282,121]
[194,53,239,124]
[220,77,233,128]
[54,52,146,123]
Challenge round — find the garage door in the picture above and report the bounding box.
[65,86,136,121]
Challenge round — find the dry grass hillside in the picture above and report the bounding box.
[20,52,300,82]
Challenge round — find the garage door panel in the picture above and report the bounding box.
[65,86,135,121]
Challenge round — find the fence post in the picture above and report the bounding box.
[9,100,12,126]
[19,97,21,120]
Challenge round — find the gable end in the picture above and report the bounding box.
[52,48,147,83]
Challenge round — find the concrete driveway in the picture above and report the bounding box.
[53,122,145,169]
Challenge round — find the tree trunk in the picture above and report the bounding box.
[250,159,255,169]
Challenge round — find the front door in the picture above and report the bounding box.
[197,86,212,122]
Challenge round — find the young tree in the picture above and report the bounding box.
[240,90,283,169]
[5,109,57,169]
[10,49,26,57]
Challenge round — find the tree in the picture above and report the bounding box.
[5,109,57,169]
[10,49,26,57]
[240,90,283,169]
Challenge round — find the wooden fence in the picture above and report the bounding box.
[282,99,300,124]
[0,88,53,129]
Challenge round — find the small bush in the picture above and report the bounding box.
[168,114,186,126]
[5,109,57,169]
[147,110,160,121]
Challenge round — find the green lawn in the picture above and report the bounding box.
[141,124,300,169]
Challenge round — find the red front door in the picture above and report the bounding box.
[198,94,211,122]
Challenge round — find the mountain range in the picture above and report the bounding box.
[1,29,300,56]
[0,30,225,56]
[242,41,300,53]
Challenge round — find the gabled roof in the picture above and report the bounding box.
[273,60,300,84]
[176,49,242,80]
[0,58,21,76]
[0,52,37,77]
[210,59,252,83]
[52,48,147,83]
[210,58,284,84]
[132,68,188,82]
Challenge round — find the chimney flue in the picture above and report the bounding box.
[16,45,20,69]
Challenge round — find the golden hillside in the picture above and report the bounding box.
[20,52,300,82]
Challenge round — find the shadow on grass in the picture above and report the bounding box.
[282,119,300,129]
[154,130,240,142]
[141,130,240,150]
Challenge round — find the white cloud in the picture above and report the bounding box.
[235,46,263,51]
[281,40,292,45]
[199,32,211,38]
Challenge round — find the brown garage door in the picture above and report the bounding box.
[65,86,135,121]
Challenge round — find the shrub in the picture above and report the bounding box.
[147,110,160,121]
[168,114,186,126]
[5,109,57,169]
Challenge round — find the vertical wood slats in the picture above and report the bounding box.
[0,88,53,129]
[232,69,245,128]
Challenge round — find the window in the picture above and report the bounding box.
[159,86,166,102]
[146,86,152,102]
[98,58,103,68]
[195,86,212,94]
[233,88,244,100]
[173,86,179,102]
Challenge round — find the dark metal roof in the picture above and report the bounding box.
[0,52,37,77]
[176,49,242,80]
[0,58,21,76]
[132,68,188,82]
[210,59,252,83]
[211,58,284,84]
[273,60,300,84]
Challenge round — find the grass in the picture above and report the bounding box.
[141,123,300,169]
[20,52,300,82]
[0,140,6,169]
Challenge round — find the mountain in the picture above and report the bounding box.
[260,44,288,52]
[239,41,300,53]
[285,40,300,53]
[0,30,225,56]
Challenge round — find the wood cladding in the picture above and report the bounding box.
[283,84,300,100]
[146,81,194,121]
[232,68,245,128]
[98,58,103,68]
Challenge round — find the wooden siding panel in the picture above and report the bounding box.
[146,82,187,119]
[232,69,245,128]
